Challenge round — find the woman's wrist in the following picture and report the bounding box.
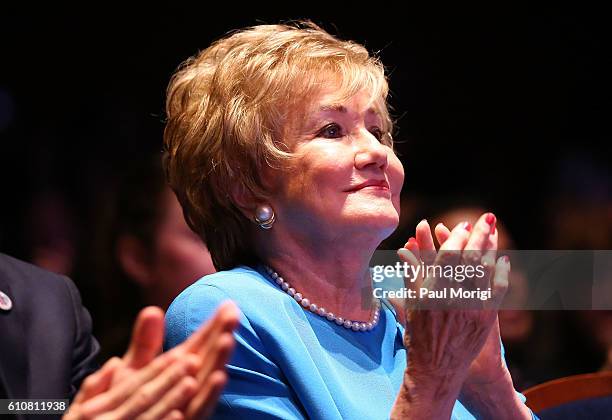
[391,368,466,419]
[459,367,532,419]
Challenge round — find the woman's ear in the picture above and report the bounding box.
[116,235,153,286]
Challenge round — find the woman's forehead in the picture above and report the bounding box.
[300,91,383,123]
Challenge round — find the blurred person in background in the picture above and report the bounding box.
[23,190,77,276]
[81,156,216,361]
[430,205,570,390]
[574,311,612,372]
[547,157,612,376]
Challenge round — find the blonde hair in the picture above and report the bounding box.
[163,21,394,270]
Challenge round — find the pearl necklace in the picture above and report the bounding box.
[262,265,380,332]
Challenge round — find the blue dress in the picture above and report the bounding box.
[165,265,533,419]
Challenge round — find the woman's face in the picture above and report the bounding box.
[270,87,404,241]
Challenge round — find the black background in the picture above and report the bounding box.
[1,10,610,255]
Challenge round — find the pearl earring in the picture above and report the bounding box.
[254,205,275,229]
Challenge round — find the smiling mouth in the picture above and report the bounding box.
[345,180,390,192]
[356,185,390,192]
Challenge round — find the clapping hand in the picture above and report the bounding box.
[64,301,239,420]
[391,213,516,419]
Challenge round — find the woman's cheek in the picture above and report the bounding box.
[389,154,405,194]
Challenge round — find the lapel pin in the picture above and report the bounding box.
[0,290,13,311]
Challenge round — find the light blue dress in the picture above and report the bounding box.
[165,265,534,419]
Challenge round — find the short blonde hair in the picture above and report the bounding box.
[163,21,394,270]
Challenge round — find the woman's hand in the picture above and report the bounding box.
[391,213,509,419]
[64,302,239,420]
[427,217,508,386]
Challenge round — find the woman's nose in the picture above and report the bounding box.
[354,129,388,170]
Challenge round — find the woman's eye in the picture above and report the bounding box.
[317,123,343,139]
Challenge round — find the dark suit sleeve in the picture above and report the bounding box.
[63,276,100,399]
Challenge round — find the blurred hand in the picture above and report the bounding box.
[64,301,239,420]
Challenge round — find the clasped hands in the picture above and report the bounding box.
[391,213,531,419]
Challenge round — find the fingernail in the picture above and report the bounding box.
[419,218,428,225]
[460,221,472,232]
[406,237,417,248]
[397,248,412,259]
[502,255,510,264]
[485,212,496,235]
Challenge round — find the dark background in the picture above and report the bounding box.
[1,11,609,255]
[1,10,610,388]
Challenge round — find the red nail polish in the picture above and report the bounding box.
[406,237,417,248]
[485,213,496,235]
[502,255,510,264]
[462,221,472,232]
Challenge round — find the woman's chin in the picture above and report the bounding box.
[340,209,400,238]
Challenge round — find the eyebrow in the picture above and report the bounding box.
[318,104,347,113]
[315,105,379,116]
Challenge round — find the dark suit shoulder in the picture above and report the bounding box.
[0,253,89,333]
[0,253,100,399]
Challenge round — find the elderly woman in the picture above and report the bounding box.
[163,22,534,419]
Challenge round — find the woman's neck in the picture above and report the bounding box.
[259,229,381,322]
